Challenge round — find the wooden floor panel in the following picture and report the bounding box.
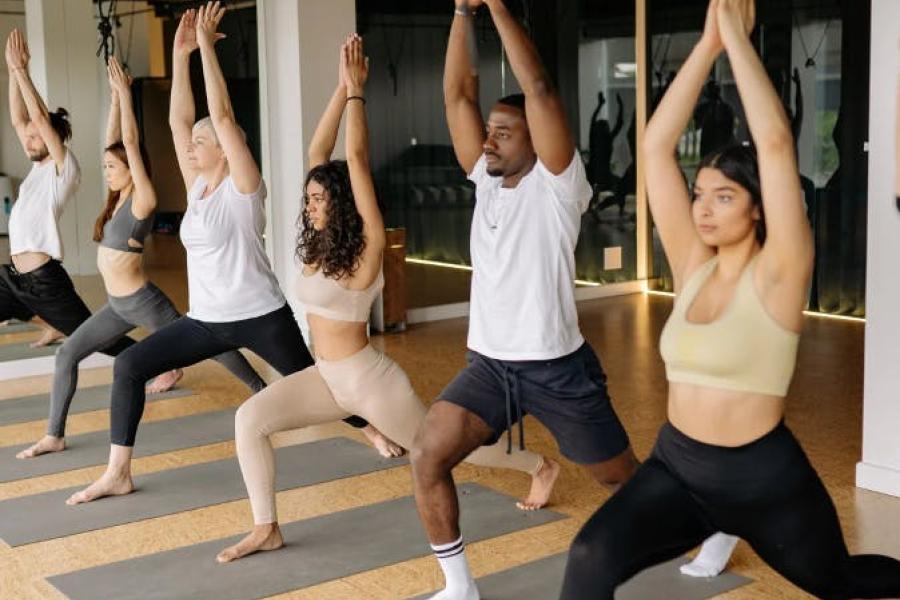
[0,289,892,600]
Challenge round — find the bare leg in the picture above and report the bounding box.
[580,446,639,491]
[29,316,64,348]
[16,434,65,459]
[145,368,184,393]
[66,444,134,504]
[216,523,284,563]
[360,423,405,457]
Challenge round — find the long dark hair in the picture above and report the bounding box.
[697,143,766,245]
[295,160,366,279]
[93,142,151,242]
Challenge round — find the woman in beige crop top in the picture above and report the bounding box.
[560,2,900,598]
[216,35,558,564]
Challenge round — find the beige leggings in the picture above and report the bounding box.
[234,344,543,524]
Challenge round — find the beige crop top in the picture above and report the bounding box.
[295,267,384,323]
[659,255,800,397]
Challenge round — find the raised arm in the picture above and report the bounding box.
[611,92,625,139]
[8,29,66,171]
[484,0,574,174]
[718,0,812,278]
[5,35,29,153]
[446,1,486,173]
[169,9,199,189]
[308,39,350,169]
[109,57,155,220]
[105,70,122,147]
[342,35,385,283]
[196,1,260,195]
[642,0,721,285]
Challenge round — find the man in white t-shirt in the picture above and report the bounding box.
[0,29,134,356]
[409,2,637,599]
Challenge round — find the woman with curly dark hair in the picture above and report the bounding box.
[217,33,559,564]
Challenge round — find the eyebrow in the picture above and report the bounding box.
[694,186,738,193]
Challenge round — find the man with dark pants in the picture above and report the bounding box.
[410,2,637,598]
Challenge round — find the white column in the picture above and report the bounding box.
[856,0,900,497]
[257,0,356,336]
[25,0,105,275]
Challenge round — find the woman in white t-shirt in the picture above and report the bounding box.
[0,29,136,354]
[66,3,391,506]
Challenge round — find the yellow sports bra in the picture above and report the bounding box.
[659,255,800,397]
[295,267,383,323]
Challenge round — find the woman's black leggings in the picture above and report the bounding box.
[561,421,900,600]
[108,302,367,446]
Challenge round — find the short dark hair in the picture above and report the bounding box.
[48,107,72,142]
[697,143,766,244]
[496,93,526,117]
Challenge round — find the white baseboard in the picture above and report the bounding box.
[857,461,900,498]
[0,352,113,382]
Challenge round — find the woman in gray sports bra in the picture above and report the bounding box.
[16,57,266,459]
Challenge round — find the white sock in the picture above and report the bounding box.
[680,533,740,578]
[428,536,479,600]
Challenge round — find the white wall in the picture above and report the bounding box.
[257,0,356,338]
[856,0,900,497]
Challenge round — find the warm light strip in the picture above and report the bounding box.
[405,257,602,287]
[644,289,866,323]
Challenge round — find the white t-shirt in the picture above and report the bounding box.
[8,148,81,260]
[467,152,592,360]
[180,175,285,322]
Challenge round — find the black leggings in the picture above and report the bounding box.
[561,421,900,600]
[108,302,366,446]
[0,260,134,355]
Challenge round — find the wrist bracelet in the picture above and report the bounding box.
[347,95,366,105]
[454,7,474,17]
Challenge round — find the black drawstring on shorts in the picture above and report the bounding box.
[501,364,525,454]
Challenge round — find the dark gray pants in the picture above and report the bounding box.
[47,282,266,437]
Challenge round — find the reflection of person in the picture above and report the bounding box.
[587,91,624,192]
[66,2,390,506]
[562,1,900,597]
[15,57,267,460]
[217,34,553,564]
[413,1,635,598]
[694,78,736,156]
[2,30,138,352]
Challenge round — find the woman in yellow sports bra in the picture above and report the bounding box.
[560,1,900,598]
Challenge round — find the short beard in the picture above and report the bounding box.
[486,166,504,177]
[28,149,49,162]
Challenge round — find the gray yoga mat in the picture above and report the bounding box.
[0,341,58,360]
[0,436,406,546]
[49,483,565,600]
[0,321,38,334]
[0,407,234,483]
[413,552,752,599]
[0,385,193,426]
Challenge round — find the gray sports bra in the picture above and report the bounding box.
[100,196,154,254]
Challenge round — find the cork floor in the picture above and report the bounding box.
[0,270,897,599]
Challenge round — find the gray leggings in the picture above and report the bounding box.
[47,282,266,437]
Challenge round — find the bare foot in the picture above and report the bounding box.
[29,327,64,348]
[66,470,133,505]
[16,435,65,459]
[361,425,405,458]
[146,368,183,394]
[516,457,560,511]
[216,523,284,563]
